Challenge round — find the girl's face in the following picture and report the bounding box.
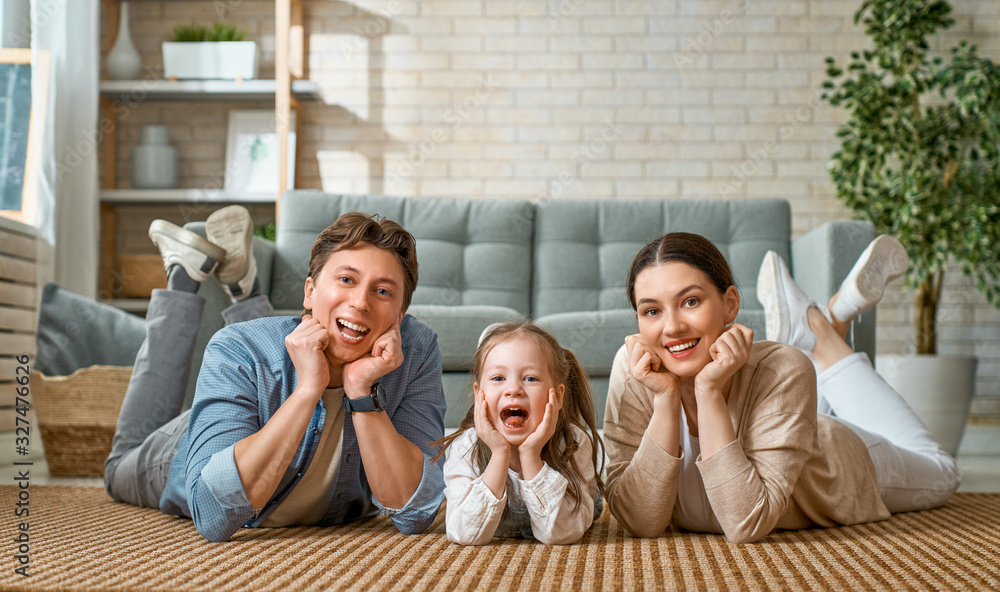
[633,261,739,378]
[475,335,565,447]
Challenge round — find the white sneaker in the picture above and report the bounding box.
[149,220,226,283]
[829,235,909,323]
[206,205,257,300]
[756,250,819,353]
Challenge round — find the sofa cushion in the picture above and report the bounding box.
[531,199,792,317]
[534,309,638,377]
[407,304,524,372]
[271,191,536,315]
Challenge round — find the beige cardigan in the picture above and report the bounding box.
[604,341,890,543]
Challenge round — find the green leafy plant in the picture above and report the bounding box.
[166,22,249,42]
[822,0,1000,354]
[206,22,249,42]
[166,23,209,42]
[253,222,276,242]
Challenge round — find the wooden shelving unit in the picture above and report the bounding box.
[98,0,305,304]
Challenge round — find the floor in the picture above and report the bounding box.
[17,421,1000,493]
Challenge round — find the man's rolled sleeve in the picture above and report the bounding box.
[372,451,445,534]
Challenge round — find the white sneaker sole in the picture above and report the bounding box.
[207,206,253,285]
[149,220,226,275]
[757,251,790,343]
[849,235,909,306]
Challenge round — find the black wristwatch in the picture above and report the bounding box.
[343,382,386,413]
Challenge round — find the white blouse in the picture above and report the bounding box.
[443,426,599,545]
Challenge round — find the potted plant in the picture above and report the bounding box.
[162,22,257,81]
[822,0,1000,455]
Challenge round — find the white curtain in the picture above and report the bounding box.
[31,0,99,297]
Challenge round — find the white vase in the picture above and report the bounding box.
[133,125,176,189]
[875,354,977,457]
[105,2,142,80]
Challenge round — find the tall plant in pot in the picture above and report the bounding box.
[822,0,1000,455]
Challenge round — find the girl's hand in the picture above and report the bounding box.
[285,314,331,397]
[625,334,679,399]
[519,388,561,459]
[474,389,510,457]
[695,323,753,396]
[342,323,405,400]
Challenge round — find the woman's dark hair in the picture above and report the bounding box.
[626,232,736,309]
[433,321,605,511]
[304,212,418,314]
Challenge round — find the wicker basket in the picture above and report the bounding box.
[31,366,132,476]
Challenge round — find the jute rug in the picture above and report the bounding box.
[0,486,997,591]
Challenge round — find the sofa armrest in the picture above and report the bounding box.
[791,220,877,360]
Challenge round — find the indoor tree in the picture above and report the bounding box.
[823,0,1000,354]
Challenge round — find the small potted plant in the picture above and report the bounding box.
[162,22,257,80]
[822,0,1000,454]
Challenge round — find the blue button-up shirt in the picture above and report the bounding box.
[159,314,446,542]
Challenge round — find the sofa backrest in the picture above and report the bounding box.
[531,199,792,317]
[270,191,536,315]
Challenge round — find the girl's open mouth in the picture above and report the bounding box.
[499,406,529,429]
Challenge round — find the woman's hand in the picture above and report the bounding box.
[474,389,510,458]
[625,334,679,399]
[695,323,753,397]
[285,314,331,397]
[342,323,405,400]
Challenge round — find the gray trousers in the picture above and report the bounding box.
[103,289,274,508]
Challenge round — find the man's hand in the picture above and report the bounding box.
[625,334,679,399]
[695,323,753,397]
[342,323,404,399]
[285,314,331,397]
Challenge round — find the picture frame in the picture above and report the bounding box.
[0,49,49,226]
[224,109,296,196]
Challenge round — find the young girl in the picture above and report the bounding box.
[604,232,960,544]
[436,322,605,545]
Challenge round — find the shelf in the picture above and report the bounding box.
[101,298,150,314]
[100,189,277,203]
[99,79,320,101]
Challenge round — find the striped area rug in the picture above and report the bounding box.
[0,486,997,591]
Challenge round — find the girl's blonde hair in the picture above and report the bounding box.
[434,321,605,510]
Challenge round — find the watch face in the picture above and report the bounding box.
[373,383,386,410]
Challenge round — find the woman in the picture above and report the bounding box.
[603,232,960,543]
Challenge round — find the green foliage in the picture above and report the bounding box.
[253,222,276,242]
[166,24,209,42]
[166,22,249,43]
[823,0,1000,354]
[206,22,249,42]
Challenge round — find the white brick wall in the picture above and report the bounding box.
[105,0,1000,417]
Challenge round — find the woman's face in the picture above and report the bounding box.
[633,261,739,377]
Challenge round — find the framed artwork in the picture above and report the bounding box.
[224,109,296,196]
[0,49,49,226]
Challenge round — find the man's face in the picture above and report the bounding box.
[303,244,407,364]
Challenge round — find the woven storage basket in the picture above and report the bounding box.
[31,366,132,476]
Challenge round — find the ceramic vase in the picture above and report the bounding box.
[133,125,177,189]
[105,1,142,80]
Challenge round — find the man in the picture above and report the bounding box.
[104,206,445,541]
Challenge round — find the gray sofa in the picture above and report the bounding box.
[182,190,876,428]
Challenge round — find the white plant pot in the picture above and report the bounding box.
[162,41,258,80]
[875,354,977,457]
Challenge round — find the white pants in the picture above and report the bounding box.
[819,353,961,513]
